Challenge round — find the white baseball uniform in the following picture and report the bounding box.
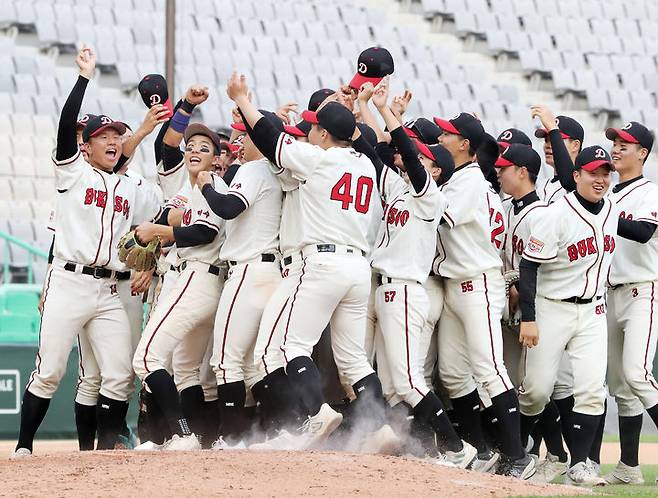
[272,135,377,385]
[606,178,658,417]
[432,164,511,400]
[539,176,566,205]
[520,192,619,417]
[211,157,283,388]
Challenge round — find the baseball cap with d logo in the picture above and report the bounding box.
[605,121,654,152]
[574,146,614,171]
[348,47,395,90]
[138,74,173,118]
[82,115,127,142]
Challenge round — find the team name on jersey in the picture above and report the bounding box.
[619,210,658,220]
[566,235,615,262]
[83,187,130,219]
[511,234,526,257]
[383,202,410,227]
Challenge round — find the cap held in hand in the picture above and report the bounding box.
[138,74,173,118]
[349,47,394,90]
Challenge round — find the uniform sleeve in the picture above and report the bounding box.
[522,208,559,263]
[379,166,406,203]
[634,188,658,226]
[157,153,187,201]
[440,173,479,228]
[131,178,163,226]
[273,134,324,182]
[412,180,444,222]
[52,149,85,191]
[191,176,225,233]
[227,163,267,209]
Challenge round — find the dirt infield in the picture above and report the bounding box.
[1,447,592,498]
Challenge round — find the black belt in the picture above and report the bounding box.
[316,244,365,256]
[561,296,602,304]
[64,262,130,280]
[283,255,292,266]
[379,275,421,286]
[171,262,221,275]
[228,254,276,266]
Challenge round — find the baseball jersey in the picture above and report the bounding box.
[538,176,566,204]
[607,177,658,286]
[433,164,504,279]
[523,192,619,300]
[176,173,226,266]
[52,149,160,271]
[157,157,187,201]
[163,181,194,266]
[219,157,282,262]
[272,135,377,253]
[501,193,548,272]
[371,167,447,284]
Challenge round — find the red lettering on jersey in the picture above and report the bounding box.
[632,287,639,298]
[586,236,596,255]
[489,208,505,249]
[96,190,107,208]
[568,235,612,262]
[282,268,289,278]
[603,234,615,253]
[511,235,525,256]
[123,199,130,219]
[84,188,94,205]
[619,211,633,221]
[399,210,409,226]
[567,244,578,262]
[182,209,192,225]
[595,304,605,315]
[460,280,474,293]
[114,195,123,213]
[384,290,396,302]
[330,173,373,213]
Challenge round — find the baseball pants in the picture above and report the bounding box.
[27,260,133,402]
[519,296,607,417]
[607,281,658,417]
[211,260,281,388]
[279,248,375,386]
[420,274,445,388]
[438,269,512,400]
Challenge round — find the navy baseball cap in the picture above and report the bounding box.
[138,74,173,118]
[535,115,584,142]
[301,101,356,141]
[434,112,486,150]
[414,139,455,182]
[184,123,222,153]
[348,47,395,90]
[231,110,285,133]
[495,143,541,175]
[77,113,97,130]
[82,115,127,142]
[284,88,336,137]
[403,118,442,144]
[497,128,532,148]
[575,146,614,172]
[606,121,654,152]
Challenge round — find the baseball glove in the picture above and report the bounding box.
[117,230,161,271]
[502,269,521,329]
[503,269,520,297]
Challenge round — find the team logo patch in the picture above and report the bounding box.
[652,211,657,218]
[527,237,544,253]
[149,93,162,106]
[622,122,632,130]
[500,130,513,141]
[358,62,368,74]
[594,147,606,158]
[284,137,293,145]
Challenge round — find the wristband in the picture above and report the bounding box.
[170,110,191,134]
[180,100,196,114]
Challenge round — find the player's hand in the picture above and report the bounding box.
[135,222,161,244]
[226,72,250,103]
[38,292,45,315]
[372,77,390,110]
[508,285,519,314]
[336,85,356,111]
[131,268,154,294]
[357,82,375,103]
[185,85,209,106]
[140,105,170,134]
[390,89,412,117]
[196,170,213,189]
[167,208,184,227]
[76,46,96,80]
[519,321,539,348]
[276,102,298,125]
[531,105,558,131]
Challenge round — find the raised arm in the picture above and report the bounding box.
[531,105,576,192]
[121,104,170,159]
[356,83,390,144]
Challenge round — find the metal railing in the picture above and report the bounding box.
[0,230,48,285]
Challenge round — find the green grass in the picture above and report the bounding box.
[510,464,658,498]
[603,434,658,444]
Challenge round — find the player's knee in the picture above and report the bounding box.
[438,369,477,399]
[573,389,606,416]
[622,363,652,392]
[614,395,644,418]
[75,376,101,405]
[519,380,553,416]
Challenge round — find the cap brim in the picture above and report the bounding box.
[90,122,128,138]
[404,127,418,139]
[348,73,383,90]
[497,141,510,149]
[580,160,614,172]
[495,156,515,167]
[414,139,435,161]
[163,98,174,118]
[432,117,460,135]
[605,128,639,144]
[301,110,319,124]
[284,124,307,137]
[534,128,571,140]
[184,123,222,152]
[230,122,247,132]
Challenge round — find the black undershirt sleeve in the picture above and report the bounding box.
[617,218,657,243]
[549,129,576,192]
[352,135,385,184]
[154,207,171,226]
[48,236,54,264]
[389,127,428,194]
[375,142,396,169]
[162,144,184,172]
[519,257,540,322]
[201,184,247,220]
[154,99,183,167]
[222,164,240,185]
[172,224,217,247]
[246,116,280,165]
[56,75,88,161]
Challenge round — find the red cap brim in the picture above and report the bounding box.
[414,139,435,161]
[498,141,510,149]
[284,125,307,137]
[495,156,515,167]
[433,117,460,135]
[163,98,173,119]
[301,110,319,124]
[605,128,639,144]
[581,160,614,172]
[227,143,240,153]
[231,122,247,132]
[404,127,418,139]
[348,73,384,90]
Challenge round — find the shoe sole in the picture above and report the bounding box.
[604,475,644,485]
[454,444,478,469]
[565,477,607,487]
[472,453,500,473]
[529,465,568,483]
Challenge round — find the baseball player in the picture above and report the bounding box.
[199,110,284,447]
[433,112,535,478]
[12,47,159,458]
[227,73,392,450]
[604,122,658,485]
[369,82,478,467]
[518,146,620,486]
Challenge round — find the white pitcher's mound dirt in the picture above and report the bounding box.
[2,449,592,498]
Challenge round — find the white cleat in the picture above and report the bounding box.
[427,454,457,467]
[604,461,645,485]
[248,430,298,451]
[211,437,246,451]
[162,433,201,451]
[360,424,401,455]
[297,403,343,450]
[586,458,601,477]
[565,461,606,487]
[9,448,32,460]
[444,441,478,469]
[470,450,500,473]
[530,452,568,483]
[134,440,162,451]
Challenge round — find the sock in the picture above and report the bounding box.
[554,396,574,452]
[480,405,500,451]
[413,392,462,453]
[96,395,129,450]
[490,389,524,460]
[350,373,388,432]
[520,412,541,449]
[588,399,606,464]
[253,368,304,434]
[570,412,601,465]
[145,369,189,436]
[529,422,542,456]
[217,380,246,444]
[450,390,490,454]
[180,385,205,439]
[539,400,568,461]
[16,391,50,452]
[647,403,658,428]
[618,414,643,467]
[201,400,220,449]
[285,356,324,417]
[74,402,97,451]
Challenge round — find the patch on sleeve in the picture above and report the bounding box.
[169,195,188,209]
[526,237,545,254]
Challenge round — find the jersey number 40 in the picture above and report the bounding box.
[330,173,374,213]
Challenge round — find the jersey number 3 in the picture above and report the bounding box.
[330,173,373,213]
